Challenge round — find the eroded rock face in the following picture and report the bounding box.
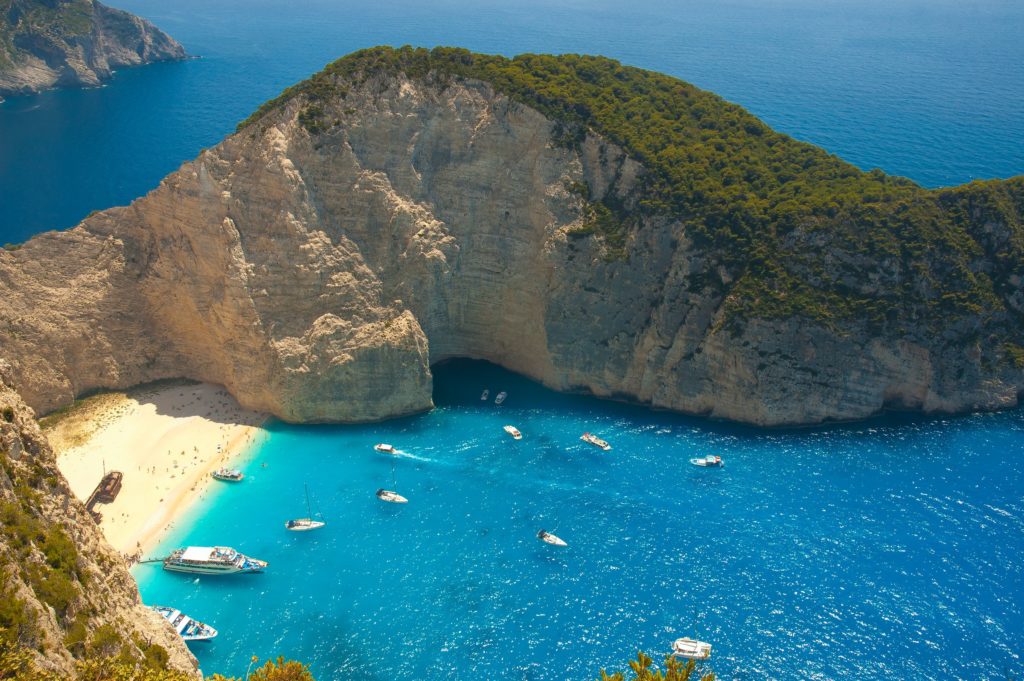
[0,0,185,100]
[0,73,1022,425]
[0,361,197,676]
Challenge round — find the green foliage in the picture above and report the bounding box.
[1004,343,1024,369]
[235,46,1024,333]
[0,574,35,646]
[207,656,315,681]
[598,651,714,681]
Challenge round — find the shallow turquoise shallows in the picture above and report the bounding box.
[134,360,1024,680]
[2,0,1024,243]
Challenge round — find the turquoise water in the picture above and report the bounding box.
[2,0,1024,243]
[134,360,1024,679]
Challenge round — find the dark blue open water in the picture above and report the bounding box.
[1,0,1023,243]
[134,361,1024,680]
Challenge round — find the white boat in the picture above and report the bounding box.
[671,637,712,660]
[580,432,611,451]
[376,488,408,504]
[537,529,567,546]
[481,389,490,401]
[503,425,522,440]
[285,484,326,531]
[494,391,508,405]
[374,443,396,454]
[151,605,218,642]
[211,468,244,482]
[690,455,723,468]
[163,546,267,575]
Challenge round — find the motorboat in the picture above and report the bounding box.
[163,546,266,575]
[690,455,723,468]
[285,484,326,531]
[481,389,490,401]
[374,443,396,454]
[151,605,218,642]
[211,468,244,482]
[494,391,508,405]
[376,488,408,504]
[580,432,611,451]
[537,529,567,546]
[503,425,522,440]
[671,637,712,660]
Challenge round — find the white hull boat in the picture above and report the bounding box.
[151,605,218,642]
[163,546,267,575]
[503,425,522,440]
[671,637,712,660]
[286,484,326,531]
[494,391,508,405]
[537,530,567,547]
[580,432,611,451]
[690,455,723,467]
[376,488,408,504]
[374,443,396,454]
[211,468,244,482]
[481,389,490,401]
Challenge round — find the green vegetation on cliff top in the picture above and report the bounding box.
[238,46,1024,340]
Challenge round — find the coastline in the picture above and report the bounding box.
[44,381,267,556]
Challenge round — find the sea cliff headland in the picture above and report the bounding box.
[1,46,1023,428]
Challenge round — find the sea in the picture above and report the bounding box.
[1,0,1022,678]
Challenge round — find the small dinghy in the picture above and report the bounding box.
[537,529,567,547]
[690,455,723,468]
[374,443,396,454]
[481,389,490,401]
[285,484,326,531]
[211,468,244,482]
[151,605,217,642]
[503,425,522,440]
[671,637,712,660]
[494,391,508,405]
[376,488,408,504]
[580,432,611,451]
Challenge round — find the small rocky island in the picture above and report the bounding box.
[1,46,1023,427]
[0,0,184,101]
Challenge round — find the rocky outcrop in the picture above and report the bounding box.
[0,360,196,676]
[1,50,1023,426]
[0,0,184,100]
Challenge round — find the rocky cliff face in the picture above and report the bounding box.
[1,50,1023,426]
[0,361,196,676]
[0,0,184,100]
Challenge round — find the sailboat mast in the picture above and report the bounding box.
[304,483,312,518]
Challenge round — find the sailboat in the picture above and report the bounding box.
[376,459,408,504]
[285,484,326,531]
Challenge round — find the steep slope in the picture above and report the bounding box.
[0,0,184,100]
[1,46,1023,426]
[0,362,196,676]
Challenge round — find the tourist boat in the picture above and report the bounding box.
[580,432,611,451]
[211,468,244,482]
[690,455,723,468]
[537,529,567,547]
[481,389,490,401]
[285,484,326,531]
[374,443,396,454]
[671,637,712,660]
[163,546,267,575]
[151,605,218,642]
[494,391,508,405]
[376,488,408,504]
[503,425,522,440]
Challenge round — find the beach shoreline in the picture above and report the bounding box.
[44,381,267,557]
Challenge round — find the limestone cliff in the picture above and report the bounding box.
[0,0,184,100]
[1,47,1023,426]
[0,361,196,676]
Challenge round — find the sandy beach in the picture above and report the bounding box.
[44,381,267,557]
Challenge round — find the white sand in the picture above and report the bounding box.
[46,382,266,556]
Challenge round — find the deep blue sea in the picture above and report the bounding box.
[133,362,1024,681]
[2,0,1024,243]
